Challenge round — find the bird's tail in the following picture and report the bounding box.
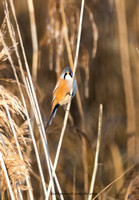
[45,104,59,131]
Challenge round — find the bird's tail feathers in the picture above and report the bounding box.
[45,104,59,131]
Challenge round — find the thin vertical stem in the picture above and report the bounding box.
[73,166,76,200]
[60,0,88,194]
[0,29,34,200]
[115,0,136,164]
[26,78,56,200]
[8,1,57,198]
[1,4,48,197]
[48,0,85,196]
[6,1,62,197]
[88,104,103,200]
[27,0,38,80]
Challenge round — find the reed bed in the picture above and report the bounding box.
[0,0,138,199]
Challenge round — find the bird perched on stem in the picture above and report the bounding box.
[45,67,76,130]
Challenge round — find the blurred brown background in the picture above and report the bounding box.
[0,0,139,199]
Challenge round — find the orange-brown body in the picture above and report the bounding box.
[51,78,72,111]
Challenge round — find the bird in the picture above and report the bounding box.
[45,67,76,130]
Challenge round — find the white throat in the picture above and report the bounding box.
[65,74,72,80]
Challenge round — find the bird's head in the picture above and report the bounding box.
[61,67,73,80]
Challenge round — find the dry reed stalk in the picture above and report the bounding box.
[31,159,63,199]
[92,165,135,200]
[2,3,47,198]
[46,0,64,75]
[26,0,38,139]
[1,6,62,200]
[129,5,139,162]
[60,0,89,195]
[26,76,64,200]
[85,4,98,59]
[6,1,61,199]
[115,0,136,164]
[79,48,89,98]
[47,0,85,197]
[25,78,56,200]
[110,144,124,192]
[5,2,63,198]
[55,4,64,79]
[72,166,76,200]
[88,104,103,200]
[70,9,77,53]
[78,4,98,99]
[83,4,98,98]
[27,0,38,81]
[1,1,62,199]
[0,16,34,199]
[22,103,49,198]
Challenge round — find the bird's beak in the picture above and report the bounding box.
[67,72,69,75]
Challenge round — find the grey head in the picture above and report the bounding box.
[60,67,73,79]
[60,67,76,97]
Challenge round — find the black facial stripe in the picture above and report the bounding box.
[64,71,72,79]
[69,72,72,77]
[64,73,67,79]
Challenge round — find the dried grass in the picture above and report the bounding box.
[0,19,32,197]
[1,134,30,190]
[0,18,14,63]
[0,86,25,118]
[0,86,31,199]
